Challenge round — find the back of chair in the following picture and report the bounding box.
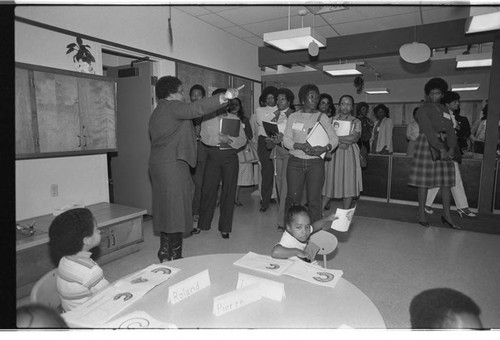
[30,268,62,310]
[310,230,338,268]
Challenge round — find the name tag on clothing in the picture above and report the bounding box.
[292,122,304,131]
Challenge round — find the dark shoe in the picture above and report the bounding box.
[441,216,461,230]
[457,208,476,218]
[190,227,201,235]
[424,206,434,214]
[157,232,171,263]
[221,232,230,239]
[270,199,277,204]
[418,221,430,228]
[234,200,243,207]
[324,200,331,211]
[259,207,267,212]
[170,233,183,260]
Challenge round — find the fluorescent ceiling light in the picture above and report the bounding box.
[451,83,480,91]
[364,88,390,94]
[456,52,492,68]
[323,63,362,76]
[263,27,326,51]
[465,11,500,34]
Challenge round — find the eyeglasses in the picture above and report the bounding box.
[319,100,330,105]
[307,94,319,100]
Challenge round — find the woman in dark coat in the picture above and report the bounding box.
[149,76,241,262]
[408,77,459,229]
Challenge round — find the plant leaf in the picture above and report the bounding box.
[76,36,83,46]
[66,48,75,54]
[66,43,77,49]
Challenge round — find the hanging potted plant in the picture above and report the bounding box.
[66,36,96,74]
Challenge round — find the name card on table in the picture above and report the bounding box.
[167,269,211,305]
[233,252,294,276]
[213,283,262,316]
[236,272,285,302]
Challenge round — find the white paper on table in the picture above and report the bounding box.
[62,264,179,327]
[213,283,262,316]
[330,206,356,232]
[236,272,285,302]
[338,324,354,329]
[283,260,343,288]
[102,311,177,329]
[167,269,211,305]
[306,122,329,159]
[233,252,294,276]
[331,120,352,137]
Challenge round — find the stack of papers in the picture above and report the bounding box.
[330,206,356,232]
[331,120,352,136]
[234,252,343,289]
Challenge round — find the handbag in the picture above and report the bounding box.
[429,132,454,162]
[237,141,258,164]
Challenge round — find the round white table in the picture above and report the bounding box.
[117,253,386,329]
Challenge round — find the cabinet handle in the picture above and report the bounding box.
[83,135,87,147]
[77,135,81,147]
[35,138,39,147]
[111,232,116,247]
[107,236,110,248]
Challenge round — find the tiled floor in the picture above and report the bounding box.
[97,187,500,329]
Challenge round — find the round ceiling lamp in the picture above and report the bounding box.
[308,41,319,57]
[399,42,431,64]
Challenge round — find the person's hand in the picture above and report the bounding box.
[218,133,232,144]
[265,138,275,149]
[440,148,452,160]
[297,250,311,261]
[275,133,284,143]
[224,85,245,100]
[310,145,327,156]
[321,214,338,230]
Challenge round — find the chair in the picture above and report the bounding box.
[30,268,62,311]
[309,230,338,269]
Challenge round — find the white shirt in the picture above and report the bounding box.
[276,226,313,261]
[254,105,278,137]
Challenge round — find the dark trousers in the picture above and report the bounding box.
[357,139,370,154]
[258,135,274,209]
[198,146,239,233]
[285,156,325,224]
[191,141,208,215]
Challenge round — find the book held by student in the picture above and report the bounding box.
[306,122,329,159]
[331,120,352,137]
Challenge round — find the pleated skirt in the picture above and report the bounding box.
[408,133,455,187]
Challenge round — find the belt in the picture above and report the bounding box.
[201,142,219,149]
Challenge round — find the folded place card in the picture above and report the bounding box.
[283,260,343,289]
[213,283,262,316]
[236,272,285,302]
[233,252,294,276]
[167,269,211,305]
[62,263,180,327]
[103,310,177,329]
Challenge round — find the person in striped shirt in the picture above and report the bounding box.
[48,208,109,312]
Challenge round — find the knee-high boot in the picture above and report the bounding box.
[157,232,171,263]
[170,232,183,260]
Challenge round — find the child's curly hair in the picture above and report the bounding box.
[48,208,95,265]
[285,204,310,227]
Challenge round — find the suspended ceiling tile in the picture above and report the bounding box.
[223,25,255,39]
[174,5,211,17]
[420,6,471,24]
[242,18,290,37]
[333,12,422,36]
[216,5,292,26]
[289,14,328,28]
[314,26,340,39]
[197,13,235,28]
[242,36,265,47]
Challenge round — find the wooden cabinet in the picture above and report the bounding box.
[98,215,143,257]
[15,62,117,159]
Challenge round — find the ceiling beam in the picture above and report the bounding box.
[259,18,496,67]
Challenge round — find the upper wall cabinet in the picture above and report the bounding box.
[15,62,117,159]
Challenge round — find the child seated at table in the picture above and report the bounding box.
[49,208,110,312]
[271,204,335,262]
[409,288,483,329]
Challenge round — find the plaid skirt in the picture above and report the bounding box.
[408,133,455,187]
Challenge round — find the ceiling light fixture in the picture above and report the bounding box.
[399,7,431,64]
[263,8,326,52]
[323,63,362,76]
[451,83,480,91]
[456,52,492,68]
[364,88,390,94]
[465,11,500,34]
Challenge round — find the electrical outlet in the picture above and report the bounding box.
[50,184,58,197]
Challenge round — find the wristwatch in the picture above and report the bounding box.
[326,144,332,152]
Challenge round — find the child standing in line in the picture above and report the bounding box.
[271,204,336,262]
[49,208,110,312]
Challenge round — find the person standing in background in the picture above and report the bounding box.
[356,102,373,153]
[234,98,254,206]
[197,91,247,239]
[406,107,420,157]
[453,106,471,153]
[254,86,278,212]
[370,104,394,154]
[190,84,207,223]
[149,78,241,261]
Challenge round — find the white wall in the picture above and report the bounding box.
[15,6,260,220]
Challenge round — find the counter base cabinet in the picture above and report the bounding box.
[16,203,145,299]
[15,62,117,159]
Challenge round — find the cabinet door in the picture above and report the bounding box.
[108,218,143,251]
[34,71,82,152]
[15,68,37,155]
[77,77,117,150]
